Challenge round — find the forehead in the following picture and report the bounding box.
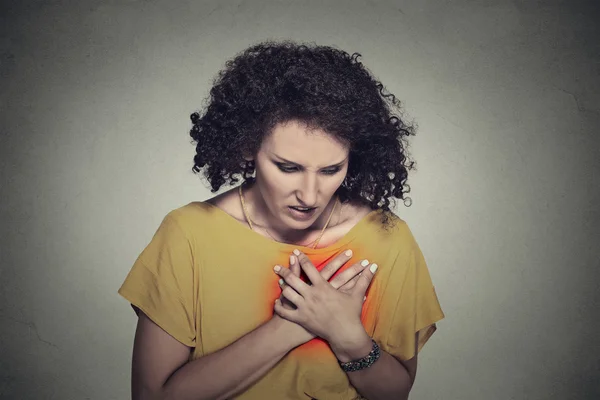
[260,120,349,166]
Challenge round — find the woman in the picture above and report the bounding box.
[119,40,444,400]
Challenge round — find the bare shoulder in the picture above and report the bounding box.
[204,187,245,222]
[338,200,373,225]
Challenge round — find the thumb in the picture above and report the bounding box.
[354,263,378,297]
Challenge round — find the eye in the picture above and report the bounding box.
[275,162,341,175]
[321,168,341,176]
[276,163,298,173]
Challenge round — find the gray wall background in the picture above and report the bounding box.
[1,0,599,399]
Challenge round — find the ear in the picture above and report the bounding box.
[242,149,254,162]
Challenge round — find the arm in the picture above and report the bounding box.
[274,250,421,399]
[331,330,419,400]
[132,311,300,400]
[132,250,361,400]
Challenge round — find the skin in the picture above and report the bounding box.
[276,251,419,400]
[245,120,419,398]
[131,251,377,400]
[242,119,351,245]
[130,120,418,399]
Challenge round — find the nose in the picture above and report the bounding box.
[296,172,319,207]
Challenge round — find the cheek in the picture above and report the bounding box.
[260,171,295,199]
[328,175,346,192]
[315,173,347,197]
[330,169,348,188]
[265,171,292,188]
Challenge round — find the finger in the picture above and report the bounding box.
[352,263,378,297]
[290,255,301,277]
[281,257,300,309]
[319,249,353,281]
[274,265,311,296]
[274,298,298,322]
[278,278,301,308]
[329,259,370,289]
[338,272,360,291]
[282,298,296,309]
[278,280,297,309]
[293,250,324,287]
[280,285,304,307]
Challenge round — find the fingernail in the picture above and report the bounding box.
[293,249,300,256]
[345,249,353,257]
[361,259,369,267]
[369,263,378,273]
[278,278,284,286]
[274,265,281,272]
[290,255,295,265]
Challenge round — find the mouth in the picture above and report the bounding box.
[288,205,317,220]
[289,206,316,212]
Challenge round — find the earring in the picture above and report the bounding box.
[243,160,255,180]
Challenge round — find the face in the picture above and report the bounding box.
[249,120,350,233]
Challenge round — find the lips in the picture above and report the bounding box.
[288,206,317,220]
[290,206,315,212]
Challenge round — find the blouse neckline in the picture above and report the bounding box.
[195,201,381,254]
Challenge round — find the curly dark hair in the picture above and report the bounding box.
[189,40,416,227]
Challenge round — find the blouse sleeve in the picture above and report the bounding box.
[379,227,445,361]
[118,212,197,347]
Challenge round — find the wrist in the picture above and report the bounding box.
[338,339,381,373]
[267,315,309,350]
[329,326,372,363]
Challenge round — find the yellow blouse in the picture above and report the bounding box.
[118,201,444,399]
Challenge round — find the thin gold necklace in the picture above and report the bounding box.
[239,184,338,249]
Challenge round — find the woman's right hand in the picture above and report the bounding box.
[273,249,372,347]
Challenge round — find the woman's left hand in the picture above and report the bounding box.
[273,249,378,346]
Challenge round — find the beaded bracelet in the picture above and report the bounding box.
[338,339,381,372]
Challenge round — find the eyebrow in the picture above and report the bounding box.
[272,154,348,169]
